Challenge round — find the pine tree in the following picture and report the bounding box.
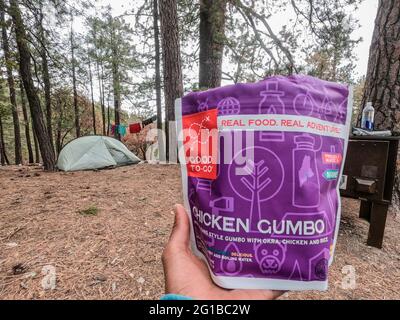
[361,0,400,210]
[9,0,55,170]
[0,0,22,164]
[199,0,228,89]
[159,0,183,161]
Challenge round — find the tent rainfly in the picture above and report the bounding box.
[57,136,140,172]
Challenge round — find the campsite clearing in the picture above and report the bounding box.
[0,164,399,300]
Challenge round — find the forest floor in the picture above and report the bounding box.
[0,164,399,300]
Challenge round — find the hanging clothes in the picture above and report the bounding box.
[118,124,127,137]
[129,123,142,134]
[111,124,116,135]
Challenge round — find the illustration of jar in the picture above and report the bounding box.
[258,82,285,141]
[292,134,320,208]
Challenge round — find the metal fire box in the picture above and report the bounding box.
[340,136,400,248]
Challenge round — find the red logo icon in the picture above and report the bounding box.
[182,109,218,180]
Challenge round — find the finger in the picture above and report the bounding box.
[168,204,190,249]
[267,290,285,300]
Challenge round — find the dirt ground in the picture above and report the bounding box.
[0,164,399,300]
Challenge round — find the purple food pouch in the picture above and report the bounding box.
[175,75,353,291]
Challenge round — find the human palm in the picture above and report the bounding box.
[162,204,283,300]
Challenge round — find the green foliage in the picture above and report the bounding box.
[0,78,11,118]
[352,76,365,125]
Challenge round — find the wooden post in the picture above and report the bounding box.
[359,200,372,222]
[367,202,389,249]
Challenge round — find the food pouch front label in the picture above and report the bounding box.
[176,75,352,291]
[182,109,218,180]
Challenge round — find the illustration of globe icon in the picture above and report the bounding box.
[293,93,313,116]
[217,97,240,115]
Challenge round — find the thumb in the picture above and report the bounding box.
[169,204,190,249]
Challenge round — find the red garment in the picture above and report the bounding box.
[129,123,142,134]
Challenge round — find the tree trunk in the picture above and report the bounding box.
[38,5,54,151]
[110,20,121,141]
[91,19,105,136]
[199,0,228,89]
[88,55,96,135]
[1,0,22,165]
[360,0,400,130]
[70,22,80,138]
[32,122,40,164]
[0,114,8,165]
[159,0,183,161]
[20,80,34,163]
[9,0,55,171]
[153,0,165,161]
[360,0,400,212]
[55,96,63,155]
[112,57,121,141]
[97,61,106,135]
[0,115,4,165]
[101,65,106,134]
[107,89,110,136]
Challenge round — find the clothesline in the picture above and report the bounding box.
[109,123,138,136]
[109,115,157,137]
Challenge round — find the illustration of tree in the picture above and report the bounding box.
[240,159,272,229]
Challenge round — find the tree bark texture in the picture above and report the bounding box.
[159,0,183,161]
[88,56,96,135]
[199,0,228,89]
[20,79,34,163]
[107,90,110,136]
[97,61,106,135]
[0,114,8,165]
[112,50,121,141]
[153,0,165,161]
[110,20,121,141]
[360,0,400,131]
[32,121,40,164]
[55,95,63,155]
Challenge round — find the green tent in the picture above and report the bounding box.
[57,136,140,172]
